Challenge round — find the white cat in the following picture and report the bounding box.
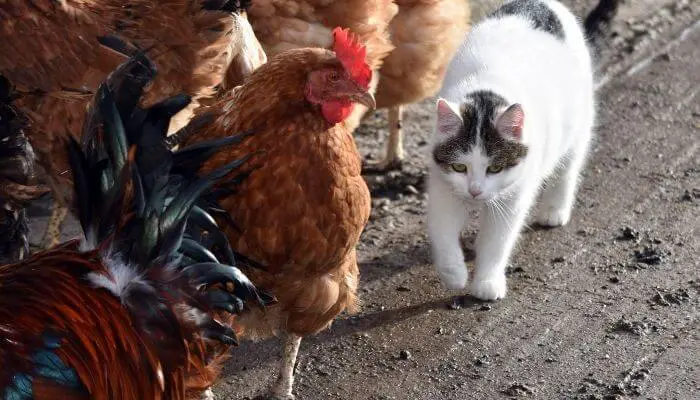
[427,0,595,300]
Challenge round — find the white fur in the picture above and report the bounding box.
[87,255,149,300]
[429,0,595,300]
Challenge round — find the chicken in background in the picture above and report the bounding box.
[183,28,373,399]
[370,0,470,171]
[0,53,271,400]
[0,0,266,249]
[0,76,48,263]
[246,0,470,172]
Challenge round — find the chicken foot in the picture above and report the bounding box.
[268,333,302,400]
[363,105,404,173]
[40,200,67,249]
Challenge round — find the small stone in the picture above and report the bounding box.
[478,304,492,311]
[474,355,490,366]
[502,383,535,396]
[617,226,640,241]
[396,286,411,292]
[609,276,621,284]
[399,350,411,360]
[551,256,566,264]
[405,185,419,195]
[448,296,463,310]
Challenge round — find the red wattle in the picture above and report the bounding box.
[321,100,354,125]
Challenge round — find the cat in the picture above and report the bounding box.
[427,0,595,300]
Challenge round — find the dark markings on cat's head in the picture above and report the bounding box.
[432,90,529,170]
[491,0,565,40]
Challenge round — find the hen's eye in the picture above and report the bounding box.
[486,165,503,174]
[329,72,340,81]
[451,163,467,173]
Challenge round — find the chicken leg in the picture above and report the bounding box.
[40,200,67,249]
[269,333,302,400]
[363,105,404,172]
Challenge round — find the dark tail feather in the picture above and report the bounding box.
[70,52,273,349]
[584,0,623,57]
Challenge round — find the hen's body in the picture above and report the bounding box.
[192,50,370,335]
[185,48,371,398]
[0,0,260,247]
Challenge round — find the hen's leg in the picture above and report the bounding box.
[364,105,404,172]
[269,333,302,400]
[40,200,67,249]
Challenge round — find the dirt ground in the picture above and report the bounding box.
[27,0,699,399]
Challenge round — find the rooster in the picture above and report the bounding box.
[0,0,266,249]
[182,28,373,399]
[0,53,271,399]
[246,0,470,171]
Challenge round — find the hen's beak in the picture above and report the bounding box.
[351,91,376,110]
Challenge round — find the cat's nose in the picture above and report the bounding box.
[469,188,483,198]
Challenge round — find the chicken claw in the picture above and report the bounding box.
[183,262,276,310]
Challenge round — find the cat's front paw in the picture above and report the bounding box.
[436,261,469,290]
[470,274,507,301]
[536,205,571,227]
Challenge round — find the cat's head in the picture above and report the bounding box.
[431,91,529,202]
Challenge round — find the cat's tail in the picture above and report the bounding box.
[583,0,622,57]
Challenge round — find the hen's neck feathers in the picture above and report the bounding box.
[220,48,341,132]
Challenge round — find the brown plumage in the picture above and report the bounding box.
[0,0,265,248]
[183,41,373,398]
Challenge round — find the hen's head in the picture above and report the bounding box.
[304,28,376,125]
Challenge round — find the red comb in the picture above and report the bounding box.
[332,27,372,89]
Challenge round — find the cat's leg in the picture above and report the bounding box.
[537,131,592,227]
[428,177,469,290]
[470,187,537,300]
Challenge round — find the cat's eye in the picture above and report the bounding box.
[487,165,503,174]
[451,163,467,173]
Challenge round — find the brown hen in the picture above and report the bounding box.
[183,29,373,399]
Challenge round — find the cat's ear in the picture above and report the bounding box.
[496,104,525,140]
[436,98,463,136]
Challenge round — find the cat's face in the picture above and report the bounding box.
[431,93,529,202]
